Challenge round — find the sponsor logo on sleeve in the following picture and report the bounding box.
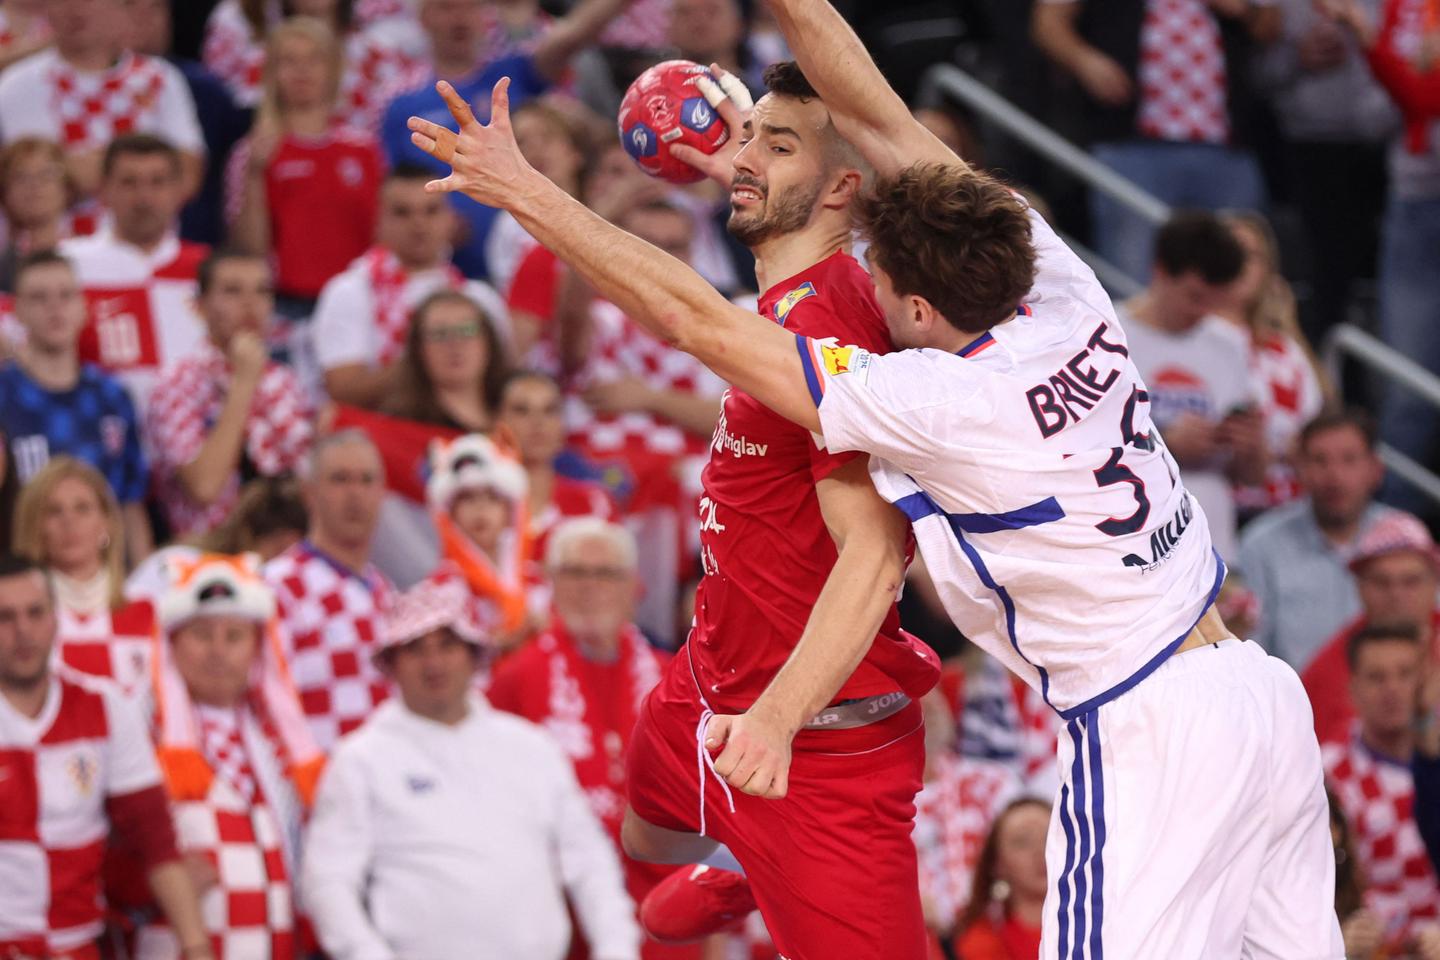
[773,281,817,326]
[819,342,870,378]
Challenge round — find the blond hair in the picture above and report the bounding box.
[256,17,344,134]
[12,456,125,608]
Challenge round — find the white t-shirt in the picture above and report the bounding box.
[1121,310,1257,561]
[796,211,1223,720]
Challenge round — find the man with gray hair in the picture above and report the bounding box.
[489,517,679,958]
[264,430,397,752]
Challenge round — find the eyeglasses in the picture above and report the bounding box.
[553,564,631,582]
[423,322,481,343]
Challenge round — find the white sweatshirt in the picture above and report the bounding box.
[301,697,641,960]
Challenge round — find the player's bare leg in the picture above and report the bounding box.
[621,806,719,865]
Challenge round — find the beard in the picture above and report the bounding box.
[727,175,825,247]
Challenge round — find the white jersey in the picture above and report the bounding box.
[797,212,1224,719]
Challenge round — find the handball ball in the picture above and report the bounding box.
[617,60,730,184]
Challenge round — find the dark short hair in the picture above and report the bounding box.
[197,247,266,296]
[856,163,1037,333]
[0,553,43,582]
[1153,211,1245,285]
[102,132,182,180]
[13,249,74,288]
[499,369,560,401]
[1347,621,1421,670]
[385,161,437,185]
[763,61,819,101]
[1298,407,1378,455]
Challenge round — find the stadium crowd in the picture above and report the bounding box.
[0,0,1437,958]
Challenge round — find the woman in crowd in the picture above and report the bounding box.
[1217,211,1328,519]
[226,16,384,316]
[0,138,69,294]
[382,290,511,434]
[951,798,1049,960]
[11,456,158,697]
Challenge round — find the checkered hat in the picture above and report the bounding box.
[376,574,487,658]
[426,434,527,513]
[159,554,276,631]
[1349,511,1440,574]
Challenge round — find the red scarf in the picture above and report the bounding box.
[364,247,465,365]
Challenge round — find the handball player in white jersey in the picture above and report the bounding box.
[406,3,1345,956]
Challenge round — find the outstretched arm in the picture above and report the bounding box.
[764,0,966,176]
[408,80,821,434]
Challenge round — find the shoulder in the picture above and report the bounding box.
[82,365,136,404]
[262,545,311,589]
[778,256,890,347]
[1238,499,1310,554]
[161,242,210,280]
[1198,315,1254,358]
[0,48,53,97]
[49,671,128,743]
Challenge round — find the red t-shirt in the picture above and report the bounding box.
[689,251,937,712]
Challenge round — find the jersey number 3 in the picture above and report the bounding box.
[1093,387,1154,537]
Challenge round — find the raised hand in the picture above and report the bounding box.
[407,78,539,208]
[670,64,753,188]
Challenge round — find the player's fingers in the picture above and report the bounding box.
[490,76,513,132]
[669,143,723,177]
[767,764,788,800]
[722,749,763,791]
[703,714,733,753]
[409,124,459,164]
[736,764,775,798]
[709,63,754,112]
[425,174,459,194]
[435,80,478,129]
[695,73,745,131]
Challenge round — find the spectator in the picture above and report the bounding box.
[0,554,212,960]
[495,370,615,592]
[669,0,770,96]
[380,0,634,279]
[146,249,313,539]
[60,134,209,419]
[1327,0,1440,519]
[1324,623,1440,953]
[127,0,251,248]
[1416,668,1440,881]
[911,689,1022,949]
[1217,212,1328,518]
[381,289,511,433]
[1030,0,1280,280]
[11,456,158,696]
[425,432,531,643]
[0,0,204,210]
[0,0,49,73]
[302,575,642,960]
[226,17,384,316]
[0,252,152,563]
[1252,0,1395,345]
[264,429,394,752]
[1239,409,1396,672]
[203,0,421,132]
[487,519,685,957]
[950,797,1049,960]
[1330,788,1388,960]
[0,139,69,292]
[1304,510,1440,745]
[140,552,323,959]
[201,477,309,560]
[312,164,510,409]
[1119,210,1266,562]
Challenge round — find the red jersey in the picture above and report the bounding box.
[690,252,937,712]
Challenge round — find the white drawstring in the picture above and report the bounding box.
[687,647,736,837]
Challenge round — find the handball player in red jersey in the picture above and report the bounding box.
[591,63,947,956]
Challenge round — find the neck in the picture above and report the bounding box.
[409,696,470,727]
[573,628,621,663]
[14,220,63,253]
[308,531,369,575]
[437,388,489,430]
[1313,508,1362,547]
[1009,892,1045,928]
[393,248,444,273]
[286,107,331,137]
[1361,725,1413,762]
[0,672,50,720]
[750,222,851,295]
[117,230,167,256]
[434,52,479,82]
[525,463,555,515]
[61,46,119,72]
[20,341,80,391]
[1130,292,1200,334]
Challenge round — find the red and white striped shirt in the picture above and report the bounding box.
[1324,735,1440,946]
[264,542,395,753]
[0,672,168,955]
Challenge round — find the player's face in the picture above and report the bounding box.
[2,152,67,228]
[379,179,454,268]
[419,299,490,391]
[170,615,262,709]
[994,803,1051,903]
[306,440,385,554]
[451,488,511,558]
[1350,640,1422,739]
[15,263,87,352]
[1356,551,1438,628]
[103,153,183,251]
[273,33,332,112]
[867,258,933,350]
[386,628,478,720]
[727,94,831,247]
[40,477,111,580]
[1297,426,1382,528]
[497,377,565,466]
[0,571,55,691]
[550,536,637,644]
[201,258,274,349]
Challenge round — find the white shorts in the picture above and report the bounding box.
[1041,638,1344,959]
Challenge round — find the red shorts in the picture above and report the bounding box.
[626,650,928,960]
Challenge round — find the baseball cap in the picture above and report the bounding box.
[1348,511,1440,574]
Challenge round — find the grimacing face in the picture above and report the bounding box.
[726,93,834,248]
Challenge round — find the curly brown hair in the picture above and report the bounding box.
[856,163,1037,334]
